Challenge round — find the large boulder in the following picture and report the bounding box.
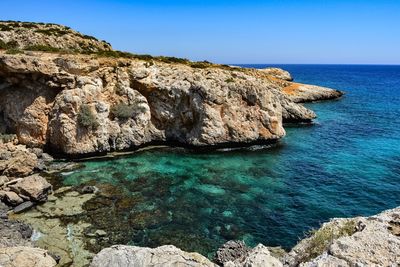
[9,174,52,202]
[0,144,38,177]
[0,246,57,267]
[90,245,217,267]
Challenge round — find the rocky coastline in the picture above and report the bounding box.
[1,21,397,267]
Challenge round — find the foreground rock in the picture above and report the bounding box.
[0,142,38,177]
[0,202,32,248]
[225,244,283,267]
[0,141,53,210]
[284,206,400,266]
[215,240,250,265]
[90,245,217,267]
[0,246,57,267]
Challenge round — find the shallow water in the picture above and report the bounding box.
[58,65,400,256]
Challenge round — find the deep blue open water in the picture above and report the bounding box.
[59,65,400,256]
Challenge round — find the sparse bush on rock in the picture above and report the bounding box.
[78,105,99,129]
[111,103,136,119]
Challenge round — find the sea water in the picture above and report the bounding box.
[59,65,400,256]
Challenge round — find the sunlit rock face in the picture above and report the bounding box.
[0,52,321,155]
[0,22,346,156]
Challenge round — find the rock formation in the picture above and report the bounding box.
[0,50,343,155]
[284,206,400,266]
[0,246,57,267]
[88,207,400,267]
[0,21,349,267]
[281,83,344,103]
[260,68,293,81]
[0,21,345,156]
[90,245,218,267]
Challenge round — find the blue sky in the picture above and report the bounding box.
[2,0,400,64]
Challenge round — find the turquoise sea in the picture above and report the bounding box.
[58,65,400,256]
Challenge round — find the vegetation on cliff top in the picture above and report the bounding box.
[0,21,238,71]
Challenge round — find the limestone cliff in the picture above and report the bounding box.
[0,22,342,156]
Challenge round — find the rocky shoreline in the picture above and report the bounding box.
[2,21,397,267]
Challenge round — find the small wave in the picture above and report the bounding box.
[61,171,75,176]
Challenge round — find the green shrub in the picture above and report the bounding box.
[0,24,13,31]
[111,103,136,119]
[157,56,189,64]
[190,61,211,69]
[0,134,16,143]
[300,220,356,263]
[0,40,19,50]
[5,48,23,54]
[35,28,70,36]
[78,105,99,129]
[25,45,61,52]
[82,34,98,41]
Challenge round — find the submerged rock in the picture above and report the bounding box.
[90,245,218,267]
[13,201,35,214]
[10,187,97,266]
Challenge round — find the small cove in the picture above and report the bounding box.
[20,64,400,259]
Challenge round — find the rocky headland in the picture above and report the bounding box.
[2,21,397,267]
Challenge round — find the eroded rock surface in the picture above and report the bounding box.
[90,245,218,267]
[0,52,318,155]
[0,246,57,267]
[284,207,400,266]
[224,244,283,267]
[282,83,344,103]
[260,68,293,81]
[215,240,250,265]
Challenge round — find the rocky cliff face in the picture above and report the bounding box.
[0,21,345,156]
[0,51,325,155]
